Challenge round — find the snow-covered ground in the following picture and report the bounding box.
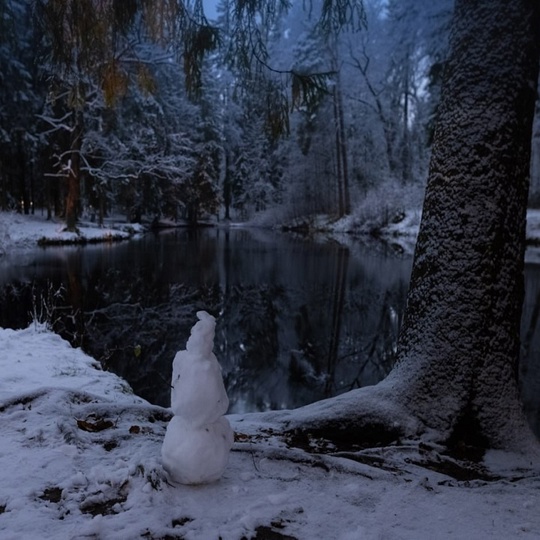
[1,324,540,540]
[0,212,143,255]
[1,211,540,538]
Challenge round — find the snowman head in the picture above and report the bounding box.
[186,311,215,356]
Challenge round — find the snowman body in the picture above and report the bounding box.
[161,311,234,485]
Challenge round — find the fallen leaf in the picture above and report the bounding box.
[77,418,114,432]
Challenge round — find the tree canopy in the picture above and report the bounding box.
[1,0,453,228]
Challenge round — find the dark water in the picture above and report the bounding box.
[0,227,538,437]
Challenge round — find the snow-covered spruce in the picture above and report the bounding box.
[161,311,234,484]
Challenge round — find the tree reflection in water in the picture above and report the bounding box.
[0,228,537,436]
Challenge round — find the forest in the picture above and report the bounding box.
[1,1,540,537]
[0,0,462,232]
[2,0,540,448]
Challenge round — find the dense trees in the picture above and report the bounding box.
[0,0,45,213]
[0,0,453,228]
[267,0,454,223]
[0,0,222,227]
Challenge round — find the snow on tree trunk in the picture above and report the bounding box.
[385,0,540,448]
[268,0,540,456]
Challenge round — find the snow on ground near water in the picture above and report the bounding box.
[0,212,143,254]
[3,209,540,262]
[1,326,540,540]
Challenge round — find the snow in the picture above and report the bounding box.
[1,324,540,539]
[170,314,229,425]
[162,415,233,485]
[1,211,540,537]
[163,311,233,484]
[0,324,142,403]
[0,211,143,255]
[3,208,540,262]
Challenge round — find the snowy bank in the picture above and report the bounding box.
[1,325,540,539]
[277,207,540,258]
[0,212,143,255]
[3,209,540,262]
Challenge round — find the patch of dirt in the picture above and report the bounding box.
[76,416,114,432]
[141,531,184,540]
[236,423,499,482]
[67,392,95,405]
[103,440,118,451]
[80,496,127,516]
[0,391,44,413]
[241,526,297,540]
[330,451,402,474]
[406,455,499,482]
[171,517,193,528]
[39,487,63,503]
[284,421,402,454]
[404,440,499,482]
[147,411,173,423]
[80,481,129,516]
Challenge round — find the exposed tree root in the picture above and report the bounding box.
[231,384,540,483]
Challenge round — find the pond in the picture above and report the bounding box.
[0,227,538,438]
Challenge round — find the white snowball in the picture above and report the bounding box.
[161,416,234,485]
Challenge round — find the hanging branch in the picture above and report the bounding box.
[183,23,220,96]
[223,0,365,138]
[318,0,366,35]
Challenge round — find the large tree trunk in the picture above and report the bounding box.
[384,0,540,449]
[267,0,540,455]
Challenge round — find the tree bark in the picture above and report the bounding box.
[387,0,540,448]
[325,245,349,396]
[336,78,351,215]
[333,86,345,217]
[269,0,540,456]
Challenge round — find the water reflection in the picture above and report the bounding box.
[0,229,409,409]
[0,228,538,438]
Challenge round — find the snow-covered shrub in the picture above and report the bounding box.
[337,180,424,235]
[30,283,66,332]
[0,213,11,256]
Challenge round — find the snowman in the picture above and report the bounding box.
[161,311,234,484]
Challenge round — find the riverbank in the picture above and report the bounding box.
[4,209,540,261]
[1,324,539,539]
[0,212,144,254]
